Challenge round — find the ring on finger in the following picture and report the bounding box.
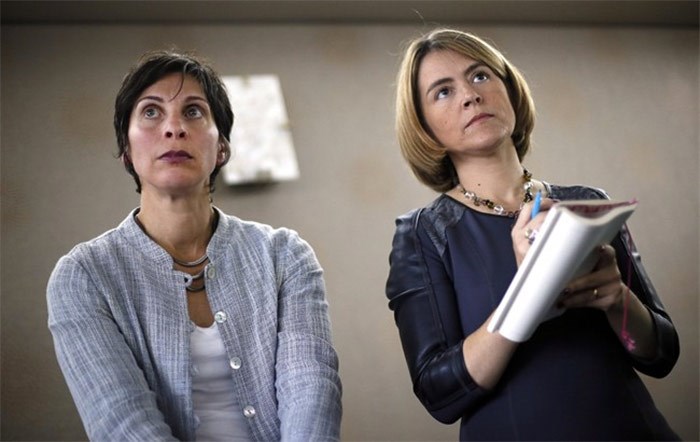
[524,228,538,245]
[593,288,599,298]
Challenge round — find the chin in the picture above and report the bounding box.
[468,131,512,151]
[147,178,208,196]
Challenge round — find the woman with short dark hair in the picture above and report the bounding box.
[48,50,342,441]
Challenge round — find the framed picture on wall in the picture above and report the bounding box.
[221,75,300,185]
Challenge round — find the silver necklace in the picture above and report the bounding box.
[176,256,209,293]
[134,209,216,293]
[172,254,209,268]
[184,269,206,293]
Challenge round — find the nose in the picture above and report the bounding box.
[462,86,482,108]
[165,128,186,139]
[164,116,187,139]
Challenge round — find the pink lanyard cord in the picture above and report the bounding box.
[620,224,636,352]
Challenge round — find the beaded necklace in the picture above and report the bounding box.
[457,169,534,218]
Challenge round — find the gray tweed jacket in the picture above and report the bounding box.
[47,208,342,441]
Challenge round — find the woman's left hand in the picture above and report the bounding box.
[558,244,626,312]
[558,243,658,358]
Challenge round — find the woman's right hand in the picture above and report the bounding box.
[511,197,555,266]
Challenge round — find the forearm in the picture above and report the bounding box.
[463,313,519,389]
[605,288,657,359]
[275,317,342,440]
[275,231,342,440]
[52,322,178,440]
[387,213,498,423]
[276,338,342,441]
[611,228,680,376]
[48,257,179,441]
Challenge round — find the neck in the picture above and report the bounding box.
[452,149,527,207]
[136,190,215,262]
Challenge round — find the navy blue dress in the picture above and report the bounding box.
[386,184,679,441]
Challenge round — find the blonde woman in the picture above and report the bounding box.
[385,29,678,440]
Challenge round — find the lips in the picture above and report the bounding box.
[466,113,493,128]
[159,150,192,160]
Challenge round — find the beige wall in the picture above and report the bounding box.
[1,23,697,441]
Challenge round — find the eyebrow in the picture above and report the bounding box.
[135,95,209,106]
[424,61,486,98]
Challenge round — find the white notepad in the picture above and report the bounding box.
[488,199,638,342]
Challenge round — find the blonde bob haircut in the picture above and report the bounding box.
[396,29,536,192]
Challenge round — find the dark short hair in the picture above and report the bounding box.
[114,49,233,193]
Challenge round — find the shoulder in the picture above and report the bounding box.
[394,194,464,233]
[389,195,463,267]
[547,183,610,201]
[51,225,125,277]
[214,210,314,259]
[47,225,128,310]
[217,210,303,243]
[52,207,164,280]
[392,195,465,256]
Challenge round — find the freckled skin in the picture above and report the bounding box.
[417,49,516,159]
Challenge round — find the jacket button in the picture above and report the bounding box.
[214,311,227,323]
[229,357,242,370]
[206,265,216,279]
[243,405,256,418]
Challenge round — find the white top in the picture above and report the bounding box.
[190,322,253,442]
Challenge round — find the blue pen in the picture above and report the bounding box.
[530,191,542,220]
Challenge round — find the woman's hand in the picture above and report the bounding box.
[558,245,626,312]
[511,197,555,266]
[558,244,657,358]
